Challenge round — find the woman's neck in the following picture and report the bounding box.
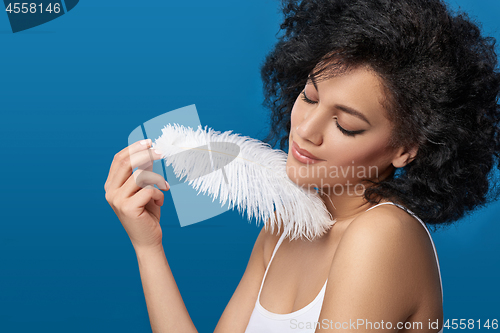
[318,188,383,223]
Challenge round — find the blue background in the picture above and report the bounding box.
[0,0,498,332]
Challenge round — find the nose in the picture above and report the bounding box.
[295,107,327,146]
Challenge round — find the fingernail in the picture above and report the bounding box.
[140,139,151,146]
[154,149,163,156]
[165,181,170,191]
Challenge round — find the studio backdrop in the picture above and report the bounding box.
[0,0,499,332]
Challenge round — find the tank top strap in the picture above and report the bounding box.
[257,223,294,301]
[364,201,444,303]
[365,201,400,212]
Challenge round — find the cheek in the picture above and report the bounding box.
[345,137,393,171]
[324,131,393,172]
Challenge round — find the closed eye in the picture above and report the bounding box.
[301,90,316,105]
[300,90,366,137]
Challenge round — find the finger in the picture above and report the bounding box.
[106,140,163,192]
[122,169,170,198]
[134,169,170,191]
[134,185,165,210]
[113,147,163,187]
[105,139,152,192]
[145,196,162,222]
[129,148,163,171]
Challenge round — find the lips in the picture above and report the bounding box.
[292,141,323,160]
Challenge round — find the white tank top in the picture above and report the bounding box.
[244,202,444,333]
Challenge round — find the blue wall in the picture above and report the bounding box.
[0,0,498,331]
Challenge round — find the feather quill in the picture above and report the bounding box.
[151,123,336,241]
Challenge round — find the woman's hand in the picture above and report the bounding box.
[104,139,170,251]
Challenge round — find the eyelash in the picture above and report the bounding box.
[300,91,365,137]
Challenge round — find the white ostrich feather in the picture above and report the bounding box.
[151,123,335,241]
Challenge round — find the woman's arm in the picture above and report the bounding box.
[104,139,198,332]
[214,225,276,333]
[135,210,278,333]
[135,244,198,333]
[316,206,443,332]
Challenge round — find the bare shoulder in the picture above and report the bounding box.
[260,223,287,268]
[342,201,420,245]
[334,204,423,276]
[338,204,439,276]
[342,204,435,253]
[320,203,442,321]
[243,210,288,272]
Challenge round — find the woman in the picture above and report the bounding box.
[104,0,500,332]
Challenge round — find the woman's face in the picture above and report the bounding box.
[286,65,405,196]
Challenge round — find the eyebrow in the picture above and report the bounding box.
[308,75,372,126]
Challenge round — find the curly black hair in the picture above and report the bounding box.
[259,0,500,231]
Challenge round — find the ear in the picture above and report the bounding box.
[392,145,418,168]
